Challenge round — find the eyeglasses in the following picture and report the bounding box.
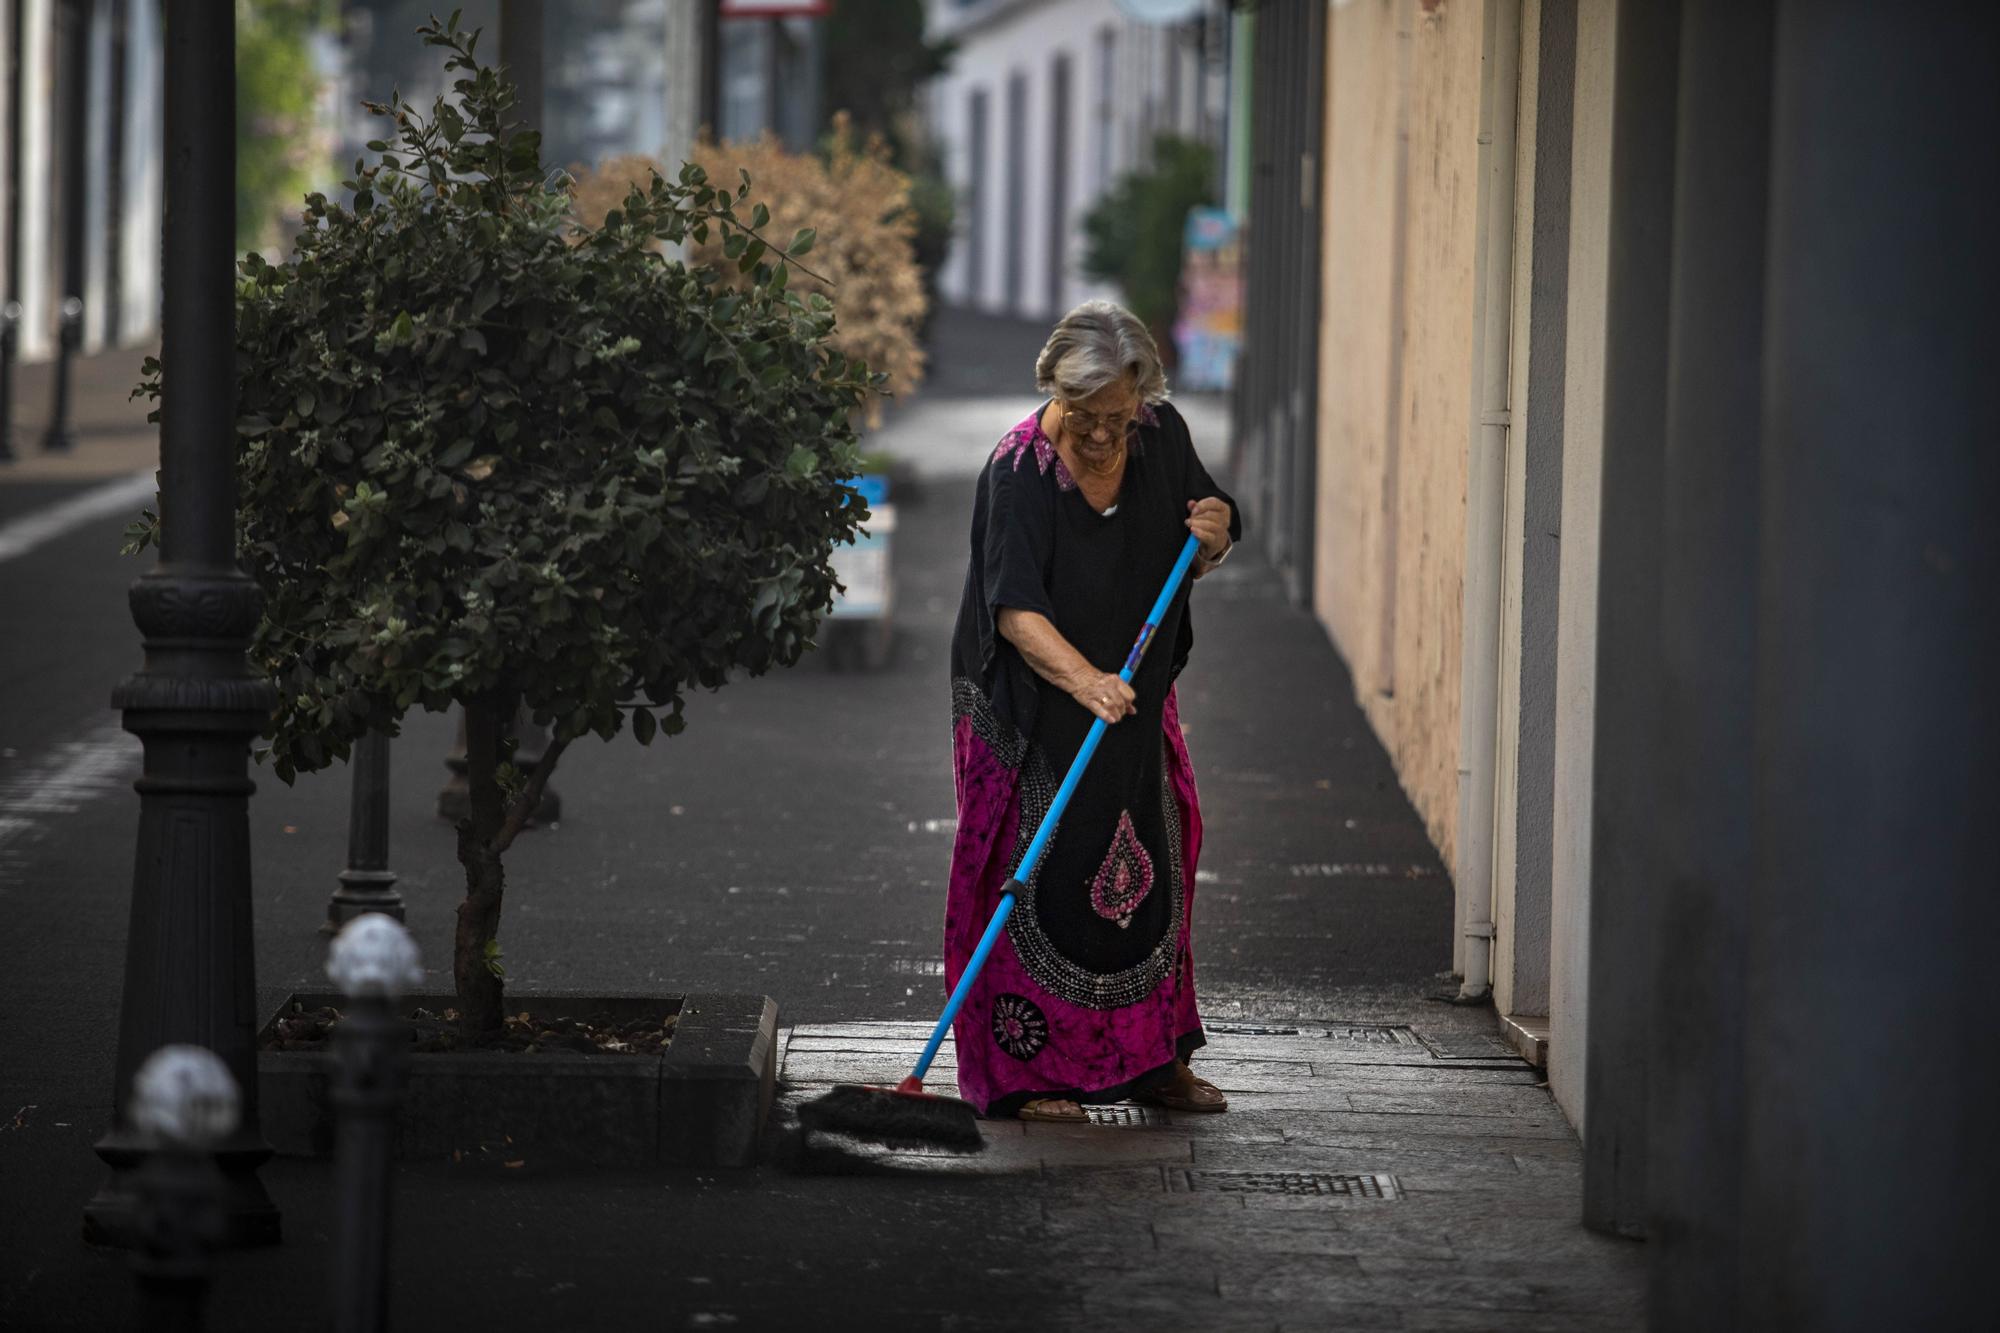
[1061,408,1141,441]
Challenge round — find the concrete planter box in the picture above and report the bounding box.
[256,990,777,1167]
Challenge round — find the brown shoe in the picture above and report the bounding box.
[1018,1098,1088,1123]
[1134,1065,1229,1114]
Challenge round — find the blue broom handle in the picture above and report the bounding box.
[911,533,1204,1084]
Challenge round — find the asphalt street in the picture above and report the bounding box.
[0,339,1640,1330]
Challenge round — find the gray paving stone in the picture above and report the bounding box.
[1150,1212,1458,1261]
[1219,1254,1542,1312]
[1273,1108,1578,1141]
[1358,1256,1646,1316]
[1187,1138,1523,1179]
[1393,1311,1641,1332]
[1041,1194,1250,1227]
[1346,1084,1568,1118]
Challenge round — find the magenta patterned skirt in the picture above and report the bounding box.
[942,681,1208,1118]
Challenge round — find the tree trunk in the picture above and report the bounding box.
[453,693,509,1035]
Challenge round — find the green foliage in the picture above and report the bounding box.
[237,0,336,253]
[1080,135,1219,340]
[819,0,953,169]
[142,13,874,784]
[904,167,955,341]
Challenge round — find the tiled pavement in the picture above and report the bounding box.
[776,1022,1644,1331]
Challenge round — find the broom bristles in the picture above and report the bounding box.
[795,1082,986,1153]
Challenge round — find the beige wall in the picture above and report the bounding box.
[1314,0,1409,690]
[1310,0,1613,1132]
[1312,0,1487,869]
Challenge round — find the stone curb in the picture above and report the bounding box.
[255,989,778,1167]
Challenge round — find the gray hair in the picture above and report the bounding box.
[1034,300,1169,405]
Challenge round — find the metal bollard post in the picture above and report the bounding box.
[128,1046,240,1333]
[436,705,561,826]
[42,295,82,453]
[325,731,403,932]
[0,300,19,463]
[326,915,424,1333]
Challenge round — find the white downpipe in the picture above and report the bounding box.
[1455,0,1522,1002]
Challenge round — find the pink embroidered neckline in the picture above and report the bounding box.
[991,403,1162,494]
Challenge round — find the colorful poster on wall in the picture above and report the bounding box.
[1173,207,1243,392]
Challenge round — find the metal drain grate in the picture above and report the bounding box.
[1328,1026,1423,1046]
[1084,1105,1168,1127]
[1205,1023,1303,1037]
[1181,1171,1402,1199]
[1416,1031,1523,1060]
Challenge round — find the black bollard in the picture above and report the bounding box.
[325,731,403,932]
[0,301,17,462]
[127,1046,240,1333]
[326,915,423,1333]
[436,704,560,826]
[43,295,82,453]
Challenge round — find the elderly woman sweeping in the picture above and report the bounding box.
[944,301,1241,1123]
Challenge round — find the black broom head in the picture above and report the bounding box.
[794,1082,986,1154]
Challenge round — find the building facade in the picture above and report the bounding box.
[3,0,163,365]
[1232,0,1995,1325]
[923,0,1231,324]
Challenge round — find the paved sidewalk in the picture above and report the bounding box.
[777,1023,1637,1330]
[0,343,158,488]
[0,373,1643,1330]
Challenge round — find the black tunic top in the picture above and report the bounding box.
[951,400,1242,980]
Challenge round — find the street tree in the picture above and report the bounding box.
[129,14,875,1034]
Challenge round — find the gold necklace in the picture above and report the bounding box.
[1075,441,1126,477]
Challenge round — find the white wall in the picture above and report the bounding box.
[1547,0,1617,1132]
[1492,0,1541,1021]
[5,0,159,362]
[81,0,112,351]
[18,0,55,359]
[926,0,1225,321]
[117,0,162,347]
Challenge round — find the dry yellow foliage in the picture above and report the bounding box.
[570,117,926,427]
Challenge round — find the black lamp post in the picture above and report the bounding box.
[84,1,281,1249]
[0,301,18,463]
[325,731,403,931]
[43,295,83,453]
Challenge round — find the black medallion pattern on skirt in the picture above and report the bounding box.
[991,993,1051,1061]
[1004,738,1185,1010]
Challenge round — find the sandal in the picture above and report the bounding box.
[1017,1098,1088,1124]
[1134,1070,1229,1114]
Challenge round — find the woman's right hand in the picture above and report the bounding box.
[1067,669,1137,724]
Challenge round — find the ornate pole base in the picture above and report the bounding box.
[86,567,282,1250]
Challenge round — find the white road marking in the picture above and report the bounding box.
[0,470,155,565]
[0,722,140,884]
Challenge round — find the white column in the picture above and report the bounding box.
[19,0,53,359]
[1547,0,1618,1132]
[116,0,159,345]
[81,0,111,351]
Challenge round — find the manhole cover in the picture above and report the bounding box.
[1180,1171,1401,1199]
[1083,1105,1168,1127]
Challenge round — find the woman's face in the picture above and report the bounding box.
[1060,377,1141,456]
